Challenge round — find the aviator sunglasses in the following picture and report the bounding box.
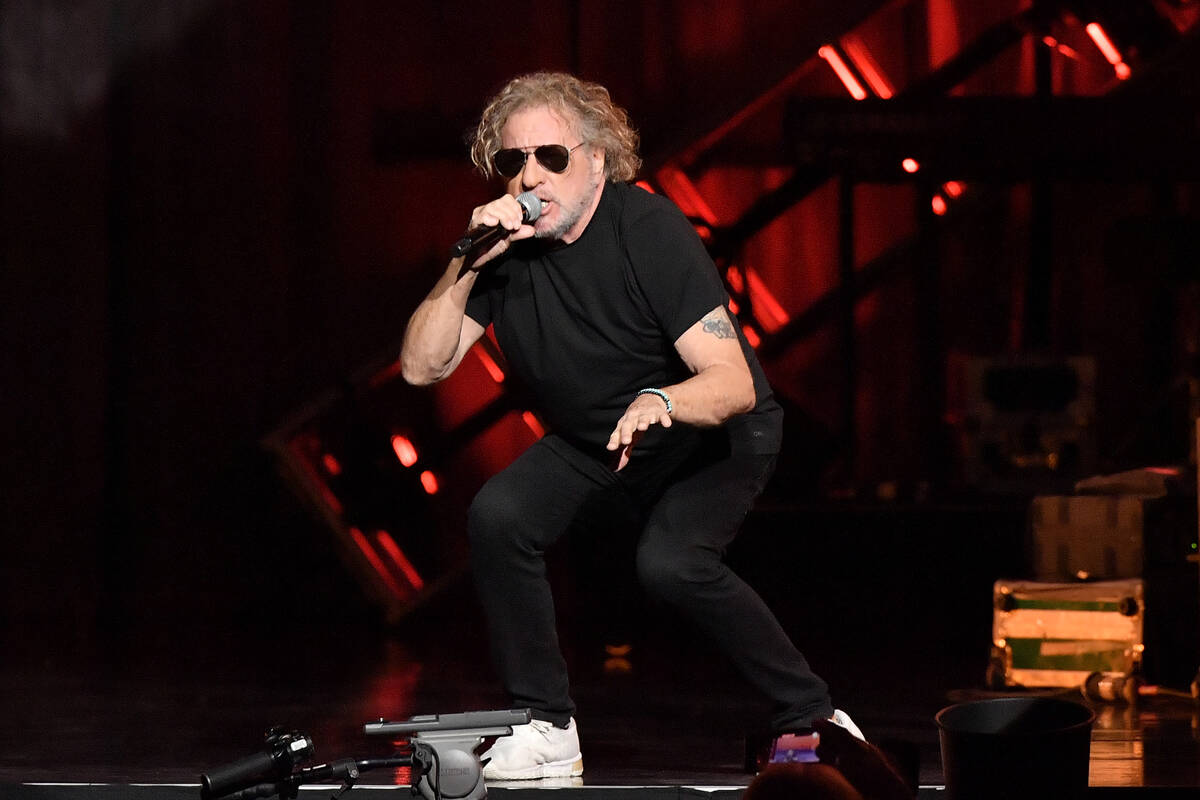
[493,143,584,178]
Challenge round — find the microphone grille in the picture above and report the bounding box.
[516,192,542,223]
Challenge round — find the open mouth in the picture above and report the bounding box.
[532,199,553,224]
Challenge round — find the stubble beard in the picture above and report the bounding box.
[535,172,602,242]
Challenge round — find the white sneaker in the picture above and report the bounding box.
[481,718,584,780]
[829,708,866,741]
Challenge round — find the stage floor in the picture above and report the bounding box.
[2,502,1198,797]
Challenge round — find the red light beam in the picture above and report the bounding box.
[819,45,868,100]
[1086,23,1131,80]
[375,530,425,591]
[840,36,894,98]
[349,527,409,600]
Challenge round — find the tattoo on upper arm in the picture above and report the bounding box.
[700,309,737,339]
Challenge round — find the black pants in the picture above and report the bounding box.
[467,432,833,732]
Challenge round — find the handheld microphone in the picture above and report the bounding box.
[451,192,542,258]
[200,729,314,799]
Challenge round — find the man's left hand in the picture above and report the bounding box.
[606,393,672,471]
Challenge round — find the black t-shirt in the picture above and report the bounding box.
[465,180,782,460]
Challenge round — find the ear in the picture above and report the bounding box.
[589,146,607,178]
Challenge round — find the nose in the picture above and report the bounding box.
[519,151,544,189]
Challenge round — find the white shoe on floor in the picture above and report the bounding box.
[481,717,584,780]
[829,708,866,741]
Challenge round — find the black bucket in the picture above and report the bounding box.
[936,696,1095,800]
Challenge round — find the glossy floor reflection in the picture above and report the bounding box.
[1,503,1198,797]
[1088,702,1200,788]
[3,614,1199,795]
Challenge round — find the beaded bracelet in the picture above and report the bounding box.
[637,387,673,415]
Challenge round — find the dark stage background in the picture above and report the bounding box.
[2,0,1198,707]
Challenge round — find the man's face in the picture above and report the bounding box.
[499,105,605,245]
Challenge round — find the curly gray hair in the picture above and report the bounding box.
[469,72,641,182]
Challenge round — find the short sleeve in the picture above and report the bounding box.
[464,269,498,328]
[622,195,728,342]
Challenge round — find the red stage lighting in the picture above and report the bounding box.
[367,359,405,389]
[522,410,545,438]
[902,158,920,173]
[474,346,506,383]
[349,526,410,600]
[819,45,868,100]
[375,529,425,591]
[391,434,419,467]
[745,267,790,332]
[287,436,344,515]
[654,165,719,225]
[419,470,439,495]
[725,265,745,294]
[1042,35,1079,60]
[1086,22,1131,80]
[840,35,894,98]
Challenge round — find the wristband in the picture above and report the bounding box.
[637,387,673,415]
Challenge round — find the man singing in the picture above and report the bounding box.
[401,72,861,780]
